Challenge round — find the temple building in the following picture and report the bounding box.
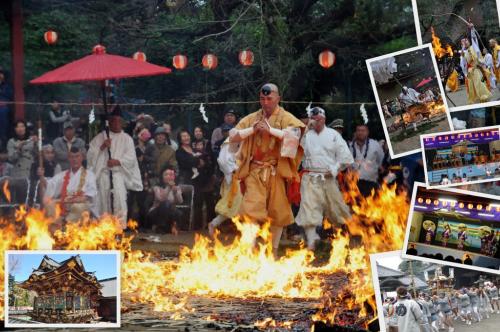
[19,255,102,323]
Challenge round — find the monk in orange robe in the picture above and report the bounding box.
[229,83,305,257]
[489,39,500,82]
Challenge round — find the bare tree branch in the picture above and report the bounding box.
[193,1,255,43]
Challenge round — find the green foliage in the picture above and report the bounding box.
[1,0,417,138]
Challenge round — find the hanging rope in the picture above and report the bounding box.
[3,100,376,107]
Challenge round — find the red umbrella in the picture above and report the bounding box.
[415,77,433,88]
[30,45,171,84]
[30,45,172,214]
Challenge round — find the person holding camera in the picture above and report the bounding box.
[349,124,384,196]
[7,120,38,179]
[47,101,72,141]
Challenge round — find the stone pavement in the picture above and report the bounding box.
[451,312,500,332]
[446,85,500,109]
[389,117,451,155]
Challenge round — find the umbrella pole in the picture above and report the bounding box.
[101,80,114,215]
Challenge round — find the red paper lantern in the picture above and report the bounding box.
[238,50,254,66]
[133,51,147,62]
[92,44,106,54]
[173,54,188,70]
[318,49,336,68]
[44,30,58,45]
[202,54,218,70]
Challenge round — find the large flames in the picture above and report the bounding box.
[393,99,447,127]
[431,26,453,59]
[0,172,410,329]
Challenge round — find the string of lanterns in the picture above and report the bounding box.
[43,30,336,69]
[416,197,500,212]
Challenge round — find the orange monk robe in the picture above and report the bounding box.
[492,44,500,81]
[464,46,492,104]
[446,69,459,92]
[235,106,305,227]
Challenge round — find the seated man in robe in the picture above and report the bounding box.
[43,146,98,230]
[398,86,421,110]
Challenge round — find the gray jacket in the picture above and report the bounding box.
[395,298,427,332]
[53,136,86,170]
[7,138,36,178]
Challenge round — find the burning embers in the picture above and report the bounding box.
[0,173,409,330]
[392,99,447,129]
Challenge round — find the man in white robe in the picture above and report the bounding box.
[43,147,98,227]
[422,89,435,103]
[295,107,354,250]
[482,48,497,89]
[398,86,420,109]
[87,107,143,228]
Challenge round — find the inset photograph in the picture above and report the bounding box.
[367,44,452,158]
[413,0,500,111]
[370,250,500,332]
[457,181,500,198]
[4,250,120,328]
[450,106,500,130]
[421,126,500,188]
[403,183,500,273]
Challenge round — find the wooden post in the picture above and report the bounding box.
[10,0,25,121]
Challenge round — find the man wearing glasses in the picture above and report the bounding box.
[229,83,305,257]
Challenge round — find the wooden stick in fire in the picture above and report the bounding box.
[37,116,43,171]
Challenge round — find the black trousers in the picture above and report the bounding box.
[127,190,151,229]
[145,201,183,232]
[193,189,215,230]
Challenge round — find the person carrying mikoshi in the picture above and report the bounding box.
[43,146,98,230]
[229,83,305,258]
[295,106,354,250]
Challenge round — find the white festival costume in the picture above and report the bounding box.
[399,88,420,107]
[44,166,98,218]
[484,52,497,88]
[87,130,143,228]
[296,127,353,248]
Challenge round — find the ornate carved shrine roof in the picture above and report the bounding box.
[18,255,102,295]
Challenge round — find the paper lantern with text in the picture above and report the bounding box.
[238,50,254,66]
[202,54,218,70]
[44,30,58,45]
[133,51,147,62]
[173,54,188,70]
[318,49,336,68]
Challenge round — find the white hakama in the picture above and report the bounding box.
[295,127,354,249]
